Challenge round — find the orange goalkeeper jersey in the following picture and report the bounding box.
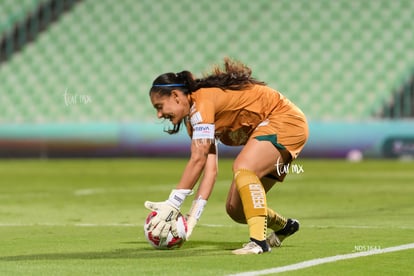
[185,84,308,159]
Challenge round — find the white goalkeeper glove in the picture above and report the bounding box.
[185,196,207,240]
[144,189,192,239]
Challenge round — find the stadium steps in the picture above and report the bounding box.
[377,69,414,118]
[0,0,82,62]
[0,0,413,123]
[0,0,41,34]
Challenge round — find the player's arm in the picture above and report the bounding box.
[195,143,217,200]
[144,124,215,239]
[174,123,216,191]
[176,137,213,190]
[185,143,217,239]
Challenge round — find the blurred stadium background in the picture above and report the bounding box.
[1,0,414,159]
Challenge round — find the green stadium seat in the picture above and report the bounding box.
[1,0,413,123]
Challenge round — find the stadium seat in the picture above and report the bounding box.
[0,0,413,123]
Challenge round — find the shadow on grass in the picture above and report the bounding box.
[0,240,241,261]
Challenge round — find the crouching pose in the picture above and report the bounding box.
[145,58,308,254]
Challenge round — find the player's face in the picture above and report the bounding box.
[150,90,190,125]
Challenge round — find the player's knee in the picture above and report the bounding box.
[233,162,254,176]
[225,202,246,224]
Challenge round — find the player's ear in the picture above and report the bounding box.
[171,90,180,103]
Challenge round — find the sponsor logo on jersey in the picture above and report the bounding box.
[192,124,215,140]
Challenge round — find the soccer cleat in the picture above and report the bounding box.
[267,218,300,247]
[266,232,282,247]
[232,240,271,255]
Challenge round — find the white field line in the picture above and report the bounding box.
[1,223,413,230]
[0,223,138,227]
[305,224,414,230]
[1,222,413,275]
[73,188,105,196]
[228,243,414,276]
[0,223,229,227]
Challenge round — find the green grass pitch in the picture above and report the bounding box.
[0,158,413,275]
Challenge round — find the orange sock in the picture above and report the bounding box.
[267,208,287,232]
[247,216,267,241]
[234,169,267,241]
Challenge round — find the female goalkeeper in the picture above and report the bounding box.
[145,58,308,255]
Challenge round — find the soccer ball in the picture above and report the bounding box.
[144,211,188,249]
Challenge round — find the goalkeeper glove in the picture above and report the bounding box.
[144,189,192,239]
[186,196,207,240]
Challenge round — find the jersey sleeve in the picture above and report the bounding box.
[189,94,215,125]
[189,91,216,145]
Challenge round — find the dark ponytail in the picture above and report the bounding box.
[149,58,266,134]
[149,57,265,96]
[195,57,266,90]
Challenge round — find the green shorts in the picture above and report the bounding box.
[254,134,286,150]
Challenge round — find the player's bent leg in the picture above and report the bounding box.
[267,218,300,247]
[230,139,280,254]
[225,175,286,225]
[231,168,270,254]
[267,208,287,232]
[225,180,247,224]
[261,171,299,248]
[261,175,278,192]
[226,179,270,255]
[230,138,298,254]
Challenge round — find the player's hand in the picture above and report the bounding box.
[144,201,179,238]
[144,189,193,240]
[185,196,207,240]
[185,215,197,240]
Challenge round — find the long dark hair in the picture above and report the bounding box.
[149,58,266,134]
